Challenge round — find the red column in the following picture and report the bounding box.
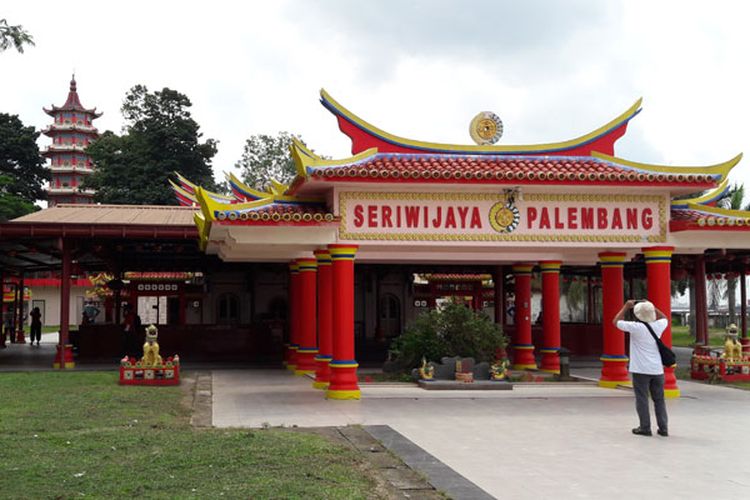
[54,239,75,369]
[15,273,26,344]
[644,246,679,398]
[598,252,630,387]
[539,261,561,373]
[0,269,5,348]
[313,250,333,389]
[326,244,360,400]
[740,266,749,353]
[294,257,318,375]
[285,262,299,371]
[694,255,708,345]
[512,264,536,369]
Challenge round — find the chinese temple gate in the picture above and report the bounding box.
[2,90,750,403]
[180,90,749,400]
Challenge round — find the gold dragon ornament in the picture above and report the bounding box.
[418,357,434,380]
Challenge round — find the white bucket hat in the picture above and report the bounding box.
[634,301,656,323]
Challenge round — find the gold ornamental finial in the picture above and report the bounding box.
[469,111,503,145]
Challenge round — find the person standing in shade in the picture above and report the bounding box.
[29,306,42,346]
[613,299,669,437]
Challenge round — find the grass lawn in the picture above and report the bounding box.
[41,325,77,334]
[0,372,377,499]
[671,325,726,348]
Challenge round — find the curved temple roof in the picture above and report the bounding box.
[179,90,748,240]
[320,89,641,157]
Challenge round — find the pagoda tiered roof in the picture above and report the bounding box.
[43,76,102,118]
[42,123,99,136]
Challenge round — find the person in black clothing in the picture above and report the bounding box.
[29,307,42,346]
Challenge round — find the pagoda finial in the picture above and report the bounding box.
[70,73,77,92]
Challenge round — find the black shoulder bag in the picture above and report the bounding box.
[640,321,677,367]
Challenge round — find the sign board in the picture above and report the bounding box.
[338,192,667,243]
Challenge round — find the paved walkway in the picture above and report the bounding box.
[213,369,750,499]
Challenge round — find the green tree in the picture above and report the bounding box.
[0,113,47,221]
[235,132,308,190]
[0,19,34,53]
[86,85,218,205]
[388,301,507,370]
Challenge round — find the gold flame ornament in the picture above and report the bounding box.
[470,111,503,145]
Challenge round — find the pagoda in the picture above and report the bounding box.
[42,76,102,206]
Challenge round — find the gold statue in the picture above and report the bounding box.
[722,324,743,361]
[490,357,510,381]
[418,356,434,380]
[140,324,163,367]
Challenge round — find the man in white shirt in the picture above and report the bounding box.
[613,299,669,437]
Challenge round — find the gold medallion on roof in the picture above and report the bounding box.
[470,111,503,145]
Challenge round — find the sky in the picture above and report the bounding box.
[2,0,750,200]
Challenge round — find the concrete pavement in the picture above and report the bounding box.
[212,369,750,499]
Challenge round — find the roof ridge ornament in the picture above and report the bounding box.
[470,111,503,145]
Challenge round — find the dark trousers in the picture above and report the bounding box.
[30,324,41,343]
[632,372,668,432]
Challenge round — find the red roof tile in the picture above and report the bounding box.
[670,209,750,232]
[309,154,717,187]
[215,203,336,224]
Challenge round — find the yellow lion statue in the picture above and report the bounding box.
[141,324,163,367]
[722,324,743,361]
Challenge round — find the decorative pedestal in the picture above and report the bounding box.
[742,338,750,354]
[313,355,332,389]
[327,361,360,400]
[53,344,75,369]
[691,353,750,382]
[119,356,180,385]
[599,355,632,388]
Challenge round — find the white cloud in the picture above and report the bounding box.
[2,0,749,195]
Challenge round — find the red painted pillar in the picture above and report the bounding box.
[740,266,749,353]
[54,239,74,369]
[313,250,333,389]
[285,262,299,371]
[294,257,318,375]
[326,244,360,400]
[694,255,708,345]
[15,273,26,344]
[644,246,679,398]
[0,269,5,348]
[539,261,561,373]
[598,252,631,387]
[512,264,536,369]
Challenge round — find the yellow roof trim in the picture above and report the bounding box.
[168,180,195,201]
[291,137,321,161]
[227,172,272,200]
[671,179,729,207]
[686,203,750,218]
[291,141,379,173]
[195,187,219,223]
[593,152,742,182]
[193,212,208,250]
[321,88,642,153]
